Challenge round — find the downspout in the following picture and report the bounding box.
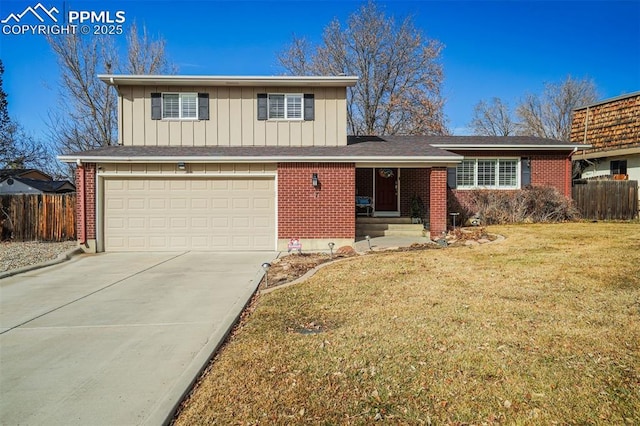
[77,159,86,246]
[567,147,578,197]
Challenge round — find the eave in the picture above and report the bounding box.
[430,144,592,151]
[98,74,359,88]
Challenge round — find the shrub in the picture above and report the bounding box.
[449,187,580,225]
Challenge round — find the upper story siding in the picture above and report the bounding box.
[117,85,349,147]
[570,92,640,153]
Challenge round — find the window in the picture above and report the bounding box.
[456,158,520,189]
[162,93,197,119]
[610,160,627,175]
[268,94,302,120]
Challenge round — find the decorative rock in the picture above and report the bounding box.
[464,240,479,246]
[477,238,491,244]
[336,245,356,256]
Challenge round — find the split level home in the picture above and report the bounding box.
[59,75,588,253]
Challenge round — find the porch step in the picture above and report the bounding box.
[356,218,425,237]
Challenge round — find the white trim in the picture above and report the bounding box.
[60,155,463,164]
[162,93,198,120]
[96,172,277,178]
[98,74,359,87]
[97,176,104,252]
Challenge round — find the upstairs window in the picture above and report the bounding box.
[610,160,627,175]
[162,93,197,119]
[268,94,303,120]
[456,158,520,189]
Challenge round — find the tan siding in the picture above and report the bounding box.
[119,85,348,147]
[100,163,276,175]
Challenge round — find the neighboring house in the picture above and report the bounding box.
[571,92,640,185]
[58,75,587,253]
[0,169,75,195]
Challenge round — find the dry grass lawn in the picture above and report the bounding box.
[175,223,640,425]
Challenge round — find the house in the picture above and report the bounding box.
[571,91,640,206]
[58,75,587,253]
[0,169,76,195]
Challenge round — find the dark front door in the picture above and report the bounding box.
[375,168,398,212]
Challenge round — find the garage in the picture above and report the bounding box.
[103,177,275,251]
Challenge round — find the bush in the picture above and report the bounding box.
[449,187,580,225]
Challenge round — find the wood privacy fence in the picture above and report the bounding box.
[572,180,639,220]
[0,194,76,241]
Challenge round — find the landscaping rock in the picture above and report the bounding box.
[336,245,356,256]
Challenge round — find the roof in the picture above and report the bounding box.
[573,91,640,111]
[58,136,589,165]
[98,74,359,88]
[0,176,75,193]
[0,168,52,180]
[425,135,590,150]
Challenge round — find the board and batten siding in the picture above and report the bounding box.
[118,86,347,147]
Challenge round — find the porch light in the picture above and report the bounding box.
[177,162,186,170]
[328,242,335,258]
[312,173,319,188]
[261,262,271,287]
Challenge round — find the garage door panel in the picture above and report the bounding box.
[104,177,274,251]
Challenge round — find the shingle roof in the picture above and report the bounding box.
[15,178,75,193]
[58,135,589,164]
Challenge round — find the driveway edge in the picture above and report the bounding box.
[0,247,85,280]
[146,267,267,426]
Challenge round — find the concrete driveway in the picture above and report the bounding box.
[0,251,277,425]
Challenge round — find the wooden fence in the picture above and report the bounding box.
[0,194,76,241]
[572,180,638,220]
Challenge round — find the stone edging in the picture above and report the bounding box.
[258,233,505,294]
[0,247,85,280]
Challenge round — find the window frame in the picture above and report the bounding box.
[162,93,198,120]
[267,93,303,120]
[456,157,521,190]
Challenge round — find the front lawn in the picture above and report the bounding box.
[175,223,640,424]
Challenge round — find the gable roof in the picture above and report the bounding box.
[0,168,52,180]
[17,178,75,193]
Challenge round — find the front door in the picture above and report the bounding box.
[375,168,398,212]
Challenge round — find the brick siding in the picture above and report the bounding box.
[278,163,355,239]
[399,168,430,218]
[75,163,96,241]
[429,167,447,237]
[571,94,640,152]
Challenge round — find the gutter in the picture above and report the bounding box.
[431,144,592,150]
[58,155,464,165]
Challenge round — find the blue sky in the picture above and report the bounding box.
[1,0,639,142]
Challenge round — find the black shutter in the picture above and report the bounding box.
[521,157,531,186]
[197,93,209,120]
[257,93,268,120]
[151,93,162,120]
[303,93,315,120]
[447,167,457,189]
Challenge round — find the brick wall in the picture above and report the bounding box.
[278,163,355,239]
[356,168,373,197]
[429,168,447,237]
[75,163,96,241]
[399,168,430,219]
[449,150,571,197]
[571,94,640,152]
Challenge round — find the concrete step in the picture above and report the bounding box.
[356,217,413,224]
[356,229,428,238]
[356,221,426,237]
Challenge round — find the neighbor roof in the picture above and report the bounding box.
[98,74,359,88]
[0,168,52,180]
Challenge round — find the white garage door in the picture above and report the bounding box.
[104,177,275,251]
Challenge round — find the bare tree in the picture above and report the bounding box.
[278,1,447,136]
[516,76,598,141]
[469,97,517,136]
[47,23,175,156]
[0,60,57,172]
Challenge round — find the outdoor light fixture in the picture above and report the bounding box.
[328,242,335,258]
[177,162,186,170]
[261,262,271,287]
[312,173,319,188]
[365,235,371,250]
[449,212,460,230]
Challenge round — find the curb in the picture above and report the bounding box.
[0,246,85,280]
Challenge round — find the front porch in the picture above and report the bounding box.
[355,167,447,237]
